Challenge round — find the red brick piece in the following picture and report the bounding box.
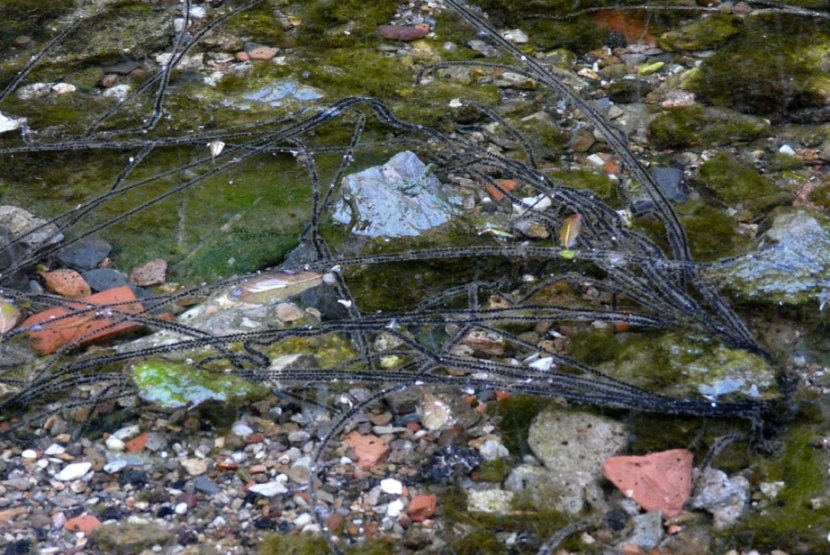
[22,285,145,355]
[408,494,437,522]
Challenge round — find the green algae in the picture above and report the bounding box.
[698,152,777,204]
[489,395,552,457]
[678,201,752,261]
[727,395,830,553]
[648,106,770,149]
[659,13,741,52]
[131,359,268,409]
[688,14,830,114]
[477,458,513,483]
[586,331,779,401]
[267,335,358,369]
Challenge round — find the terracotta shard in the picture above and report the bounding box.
[343,431,390,469]
[377,24,430,41]
[22,285,145,355]
[602,448,693,519]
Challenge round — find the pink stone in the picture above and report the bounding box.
[377,24,430,41]
[343,431,390,469]
[603,448,693,519]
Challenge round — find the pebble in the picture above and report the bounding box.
[39,269,92,298]
[105,437,126,451]
[181,458,209,476]
[248,481,288,497]
[231,421,254,438]
[129,259,167,287]
[57,462,91,481]
[21,449,38,459]
[174,502,188,515]
[57,238,112,270]
[380,478,403,495]
[82,268,128,292]
[44,444,65,456]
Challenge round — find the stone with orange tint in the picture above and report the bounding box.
[408,494,437,522]
[603,448,693,519]
[21,285,145,355]
[65,514,102,534]
[40,268,92,298]
[342,431,390,469]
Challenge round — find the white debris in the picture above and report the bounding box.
[248,481,289,497]
[57,462,92,481]
[380,478,403,495]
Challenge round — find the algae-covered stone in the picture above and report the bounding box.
[660,14,741,51]
[705,210,830,305]
[527,409,627,476]
[648,106,770,149]
[131,360,268,409]
[599,332,778,400]
[89,521,174,554]
[687,15,830,114]
[698,152,776,203]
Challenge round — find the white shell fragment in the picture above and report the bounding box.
[57,462,92,481]
[208,140,225,162]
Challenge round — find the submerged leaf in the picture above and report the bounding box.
[0,298,20,335]
[419,387,453,431]
[559,214,582,248]
[231,270,322,303]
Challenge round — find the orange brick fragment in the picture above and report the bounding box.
[65,514,101,534]
[408,494,437,522]
[343,431,390,469]
[22,285,145,355]
[484,179,519,202]
[125,433,148,452]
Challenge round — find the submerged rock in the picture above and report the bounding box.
[131,360,268,409]
[705,210,830,306]
[332,151,455,238]
[242,79,324,106]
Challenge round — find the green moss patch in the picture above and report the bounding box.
[698,152,777,204]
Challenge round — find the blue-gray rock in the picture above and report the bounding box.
[624,511,664,550]
[192,475,220,495]
[651,166,686,203]
[705,210,830,305]
[57,237,112,270]
[332,151,455,238]
[242,79,323,106]
[82,268,128,292]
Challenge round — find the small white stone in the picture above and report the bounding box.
[175,502,188,515]
[448,98,463,108]
[104,460,128,474]
[105,437,126,451]
[21,449,38,459]
[57,462,92,481]
[44,444,65,456]
[232,421,254,438]
[181,458,209,476]
[779,144,796,156]
[51,83,76,95]
[380,478,403,495]
[387,499,405,517]
[293,513,313,527]
[188,6,207,19]
[248,481,288,497]
[112,425,141,440]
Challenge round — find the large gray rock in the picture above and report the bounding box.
[705,210,830,306]
[528,409,628,476]
[332,151,454,238]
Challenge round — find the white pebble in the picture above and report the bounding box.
[104,460,128,474]
[105,437,126,451]
[175,502,188,515]
[57,462,92,481]
[21,449,38,459]
[380,478,403,495]
[293,513,313,527]
[248,481,288,497]
[387,499,405,517]
[232,421,254,438]
[112,425,141,440]
[44,444,65,456]
[779,144,796,156]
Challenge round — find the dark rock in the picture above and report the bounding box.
[606,78,654,103]
[57,237,112,270]
[4,540,33,555]
[651,166,686,203]
[82,268,128,292]
[422,444,483,485]
[192,475,220,495]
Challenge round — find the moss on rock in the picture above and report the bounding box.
[659,13,741,51]
[698,152,776,204]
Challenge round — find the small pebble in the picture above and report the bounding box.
[57,462,92,481]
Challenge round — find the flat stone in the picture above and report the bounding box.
[603,449,693,519]
[57,462,92,481]
[467,489,514,514]
[377,24,430,41]
[249,480,288,497]
[82,268,128,292]
[530,410,628,476]
[128,259,167,287]
[65,514,102,534]
[192,475,220,495]
[342,431,390,469]
[39,269,91,298]
[181,458,209,476]
[691,466,749,529]
[57,237,112,270]
[651,166,686,203]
